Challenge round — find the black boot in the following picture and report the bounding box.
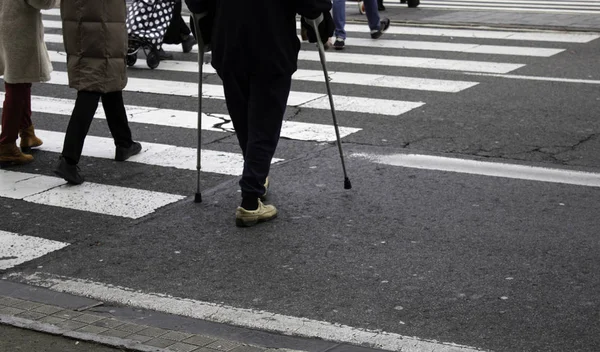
[181,34,197,53]
[378,0,386,11]
[115,142,142,162]
[54,156,84,185]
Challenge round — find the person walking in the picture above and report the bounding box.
[54,0,142,185]
[159,0,197,60]
[185,0,333,227]
[332,0,390,50]
[0,0,57,167]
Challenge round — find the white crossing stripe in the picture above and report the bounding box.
[0,93,362,142]
[42,67,424,117]
[41,20,564,57]
[0,231,69,270]
[43,19,600,43]
[0,170,185,219]
[354,153,600,188]
[19,129,276,176]
[45,50,478,93]
[386,0,600,14]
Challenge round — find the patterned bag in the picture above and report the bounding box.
[126,0,177,48]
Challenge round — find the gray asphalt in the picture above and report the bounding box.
[1,3,600,352]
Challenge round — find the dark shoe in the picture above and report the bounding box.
[378,0,386,11]
[158,48,173,60]
[407,0,420,7]
[333,37,345,50]
[181,35,197,53]
[115,142,142,162]
[370,18,391,39]
[400,0,407,3]
[54,156,84,185]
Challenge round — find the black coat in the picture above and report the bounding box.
[185,0,331,75]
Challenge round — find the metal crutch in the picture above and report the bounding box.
[306,15,352,190]
[191,12,207,203]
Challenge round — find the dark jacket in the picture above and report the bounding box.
[61,0,128,93]
[186,0,331,75]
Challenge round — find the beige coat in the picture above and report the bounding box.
[61,0,128,93]
[0,0,57,84]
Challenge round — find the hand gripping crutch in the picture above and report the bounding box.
[191,12,208,203]
[306,15,352,190]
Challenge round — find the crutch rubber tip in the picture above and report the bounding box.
[194,193,203,203]
[344,177,352,190]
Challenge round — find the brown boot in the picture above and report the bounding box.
[0,143,34,167]
[19,125,43,151]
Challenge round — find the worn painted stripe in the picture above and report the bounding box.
[337,38,563,57]
[463,72,600,84]
[319,24,600,43]
[416,3,600,14]
[0,93,361,143]
[15,129,270,176]
[0,231,69,270]
[40,56,423,116]
[354,153,600,188]
[0,170,184,219]
[43,49,476,93]
[43,19,600,44]
[296,50,524,74]
[10,272,485,352]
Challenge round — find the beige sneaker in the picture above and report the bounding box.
[260,176,269,201]
[236,199,277,227]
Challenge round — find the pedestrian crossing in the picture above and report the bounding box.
[1,8,599,270]
[384,0,600,14]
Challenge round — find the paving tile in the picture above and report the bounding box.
[72,313,105,324]
[55,320,88,331]
[100,329,133,339]
[182,335,217,347]
[0,297,26,307]
[32,304,64,315]
[145,338,177,349]
[38,316,67,325]
[0,306,25,315]
[204,340,241,351]
[166,342,199,352]
[76,325,109,334]
[126,334,154,343]
[52,309,83,320]
[15,311,47,320]
[161,331,194,342]
[5,299,42,311]
[137,326,169,338]
[114,322,146,334]
[92,318,126,329]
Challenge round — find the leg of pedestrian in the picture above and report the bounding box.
[364,0,390,39]
[101,91,141,162]
[332,0,347,50]
[0,83,33,166]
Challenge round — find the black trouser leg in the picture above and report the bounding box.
[61,91,100,164]
[101,91,133,148]
[164,2,191,44]
[220,70,291,199]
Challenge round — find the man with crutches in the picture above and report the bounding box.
[186,0,334,227]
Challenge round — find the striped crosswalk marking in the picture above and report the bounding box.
[0,93,362,142]
[0,231,69,270]
[13,129,279,176]
[0,170,185,219]
[383,0,600,14]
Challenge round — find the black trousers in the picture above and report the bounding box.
[61,90,133,164]
[163,1,191,45]
[218,70,292,199]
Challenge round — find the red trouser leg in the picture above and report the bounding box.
[0,83,31,145]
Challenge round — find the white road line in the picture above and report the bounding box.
[354,153,600,188]
[43,34,523,74]
[43,49,477,93]
[43,18,600,43]
[416,3,600,14]
[0,93,361,143]
[41,20,564,57]
[296,50,525,73]
[0,231,69,270]
[18,129,273,176]
[0,171,184,219]
[41,62,424,116]
[9,272,486,352]
[463,72,600,84]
